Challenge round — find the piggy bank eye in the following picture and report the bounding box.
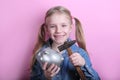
[44,51,49,54]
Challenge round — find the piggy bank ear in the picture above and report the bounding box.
[44,51,49,54]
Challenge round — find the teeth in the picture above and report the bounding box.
[55,36,63,39]
[54,35,64,37]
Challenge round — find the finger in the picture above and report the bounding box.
[71,53,79,56]
[73,62,79,66]
[72,58,79,63]
[47,64,55,72]
[51,67,60,77]
[70,56,79,63]
[73,60,80,66]
[71,59,79,64]
[70,53,75,58]
[51,65,58,73]
[55,67,60,74]
[70,56,77,61]
[70,53,79,59]
[42,62,48,70]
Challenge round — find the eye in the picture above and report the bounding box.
[49,25,55,28]
[62,25,67,27]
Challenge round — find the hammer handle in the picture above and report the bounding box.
[66,48,86,80]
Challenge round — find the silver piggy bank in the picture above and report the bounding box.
[36,47,64,67]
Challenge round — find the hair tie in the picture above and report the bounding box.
[71,16,74,19]
[71,16,75,25]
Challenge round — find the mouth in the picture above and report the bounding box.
[54,34,65,39]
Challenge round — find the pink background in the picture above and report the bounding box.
[0,0,120,80]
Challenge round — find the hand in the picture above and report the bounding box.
[69,52,85,67]
[42,62,60,80]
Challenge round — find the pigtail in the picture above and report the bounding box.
[30,23,46,70]
[74,17,88,53]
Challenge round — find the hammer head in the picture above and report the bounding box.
[58,40,76,52]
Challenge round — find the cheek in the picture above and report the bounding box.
[46,29,50,36]
[68,30,71,35]
[47,30,54,36]
[66,28,72,34]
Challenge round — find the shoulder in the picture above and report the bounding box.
[37,39,52,53]
[66,38,87,56]
[71,44,87,56]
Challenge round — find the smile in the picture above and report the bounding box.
[54,35,65,38]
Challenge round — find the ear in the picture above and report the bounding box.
[44,24,48,32]
[44,25,50,40]
[44,25,50,36]
[69,24,73,32]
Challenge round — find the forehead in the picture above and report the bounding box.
[45,13,71,24]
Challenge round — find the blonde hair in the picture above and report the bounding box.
[30,6,87,70]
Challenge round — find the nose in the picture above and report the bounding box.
[56,26,61,33]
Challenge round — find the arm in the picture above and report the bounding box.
[78,48,101,80]
[30,60,60,80]
[30,60,47,80]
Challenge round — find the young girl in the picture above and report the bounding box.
[30,6,100,80]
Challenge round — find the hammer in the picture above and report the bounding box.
[58,40,86,80]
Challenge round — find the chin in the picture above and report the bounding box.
[56,42,64,45]
[55,40,65,45]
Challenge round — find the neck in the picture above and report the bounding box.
[51,42,63,53]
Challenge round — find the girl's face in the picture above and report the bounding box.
[46,13,72,45]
